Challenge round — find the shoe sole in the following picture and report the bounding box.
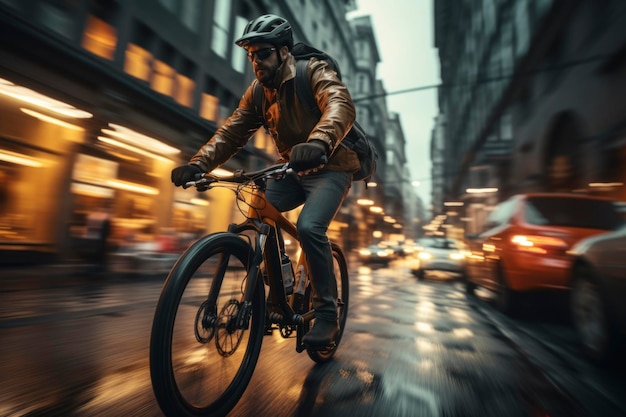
[304,341,337,351]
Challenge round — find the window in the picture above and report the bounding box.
[231,16,248,72]
[181,0,200,32]
[124,43,153,81]
[124,22,155,81]
[211,0,231,58]
[158,0,199,32]
[386,150,394,165]
[500,112,512,141]
[485,198,516,229]
[38,2,76,39]
[82,14,117,60]
[151,42,176,96]
[174,73,194,107]
[200,93,218,121]
[356,74,367,94]
[514,0,530,58]
[525,197,623,230]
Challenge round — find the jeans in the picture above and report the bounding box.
[266,170,352,321]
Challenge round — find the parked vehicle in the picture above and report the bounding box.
[569,225,626,364]
[358,244,395,265]
[409,237,468,280]
[465,193,624,315]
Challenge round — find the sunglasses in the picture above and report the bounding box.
[247,47,276,62]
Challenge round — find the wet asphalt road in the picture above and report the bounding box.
[1,259,625,417]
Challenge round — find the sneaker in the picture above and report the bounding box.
[302,318,339,347]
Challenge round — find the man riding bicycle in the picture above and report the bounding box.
[171,14,359,348]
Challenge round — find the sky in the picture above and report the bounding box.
[347,0,441,208]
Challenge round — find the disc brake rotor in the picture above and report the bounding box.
[215,299,245,356]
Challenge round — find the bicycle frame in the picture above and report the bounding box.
[225,175,314,351]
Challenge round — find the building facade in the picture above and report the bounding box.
[0,0,409,265]
[434,0,626,234]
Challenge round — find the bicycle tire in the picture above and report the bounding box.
[150,232,265,417]
[305,242,350,363]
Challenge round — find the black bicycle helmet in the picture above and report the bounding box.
[235,14,293,50]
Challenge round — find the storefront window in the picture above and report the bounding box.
[0,82,89,250]
[0,145,64,244]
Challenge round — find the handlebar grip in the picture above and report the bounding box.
[286,154,328,172]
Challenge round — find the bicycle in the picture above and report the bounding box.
[149,163,350,417]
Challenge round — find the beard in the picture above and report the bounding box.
[255,65,276,88]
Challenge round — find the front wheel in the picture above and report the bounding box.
[150,233,265,417]
[305,242,350,363]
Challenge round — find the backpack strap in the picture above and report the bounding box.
[295,59,322,118]
[295,59,359,150]
[252,80,269,133]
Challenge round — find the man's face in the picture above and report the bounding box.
[246,43,282,85]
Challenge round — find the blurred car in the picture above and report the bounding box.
[409,237,468,280]
[569,225,626,364]
[465,193,624,315]
[358,245,395,265]
[414,237,436,251]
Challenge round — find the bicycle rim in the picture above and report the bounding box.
[306,243,350,363]
[150,233,265,417]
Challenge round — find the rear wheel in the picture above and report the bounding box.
[495,265,518,315]
[416,269,426,281]
[150,233,265,417]
[305,243,350,363]
[462,271,475,295]
[571,264,614,364]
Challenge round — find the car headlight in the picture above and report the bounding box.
[449,252,465,260]
[418,252,432,260]
[359,249,371,256]
[377,250,389,257]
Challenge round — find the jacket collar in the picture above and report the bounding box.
[272,54,296,89]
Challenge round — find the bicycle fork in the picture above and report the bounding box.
[230,223,271,331]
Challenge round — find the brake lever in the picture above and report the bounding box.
[183,176,217,190]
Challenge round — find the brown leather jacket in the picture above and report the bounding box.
[189,54,360,174]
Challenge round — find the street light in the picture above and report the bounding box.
[466,187,498,194]
[357,198,375,206]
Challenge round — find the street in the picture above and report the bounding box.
[1,259,625,417]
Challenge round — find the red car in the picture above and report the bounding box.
[465,193,624,314]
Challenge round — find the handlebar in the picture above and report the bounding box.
[183,163,293,190]
[183,153,329,191]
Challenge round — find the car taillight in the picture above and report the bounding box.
[511,235,568,254]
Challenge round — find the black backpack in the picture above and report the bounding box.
[253,42,378,184]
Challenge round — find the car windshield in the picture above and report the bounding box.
[426,238,461,250]
[524,197,624,230]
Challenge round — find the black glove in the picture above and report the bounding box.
[171,164,203,186]
[289,140,328,172]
